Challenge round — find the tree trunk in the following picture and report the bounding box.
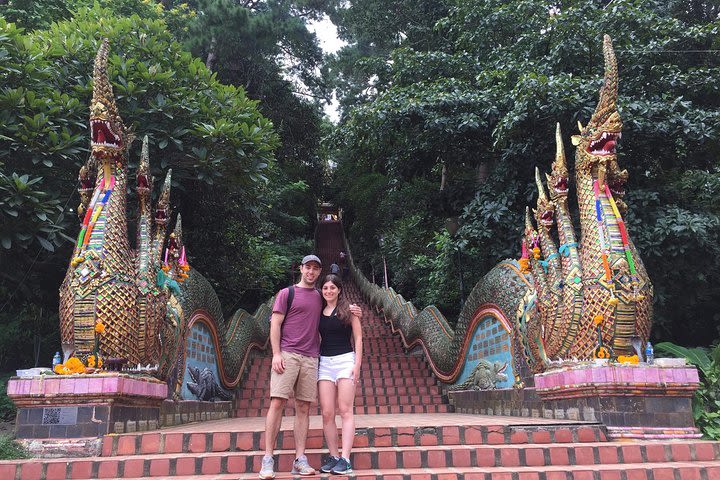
[477,161,488,184]
[440,161,447,191]
[205,37,217,71]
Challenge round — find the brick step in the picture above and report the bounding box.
[80,462,720,480]
[356,350,408,356]
[5,445,720,479]
[240,369,432,382]
[360,333,401,340]
[242,357,430,373]
[248,356,428,368]
[239,377,438,389]
[101,424,609,457]
[234,403,454,417]
[235,394,447,408]
[245,362,431,380]
[234,385,442,399]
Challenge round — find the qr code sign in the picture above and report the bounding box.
[42,408,61,425]
[42,407,78,425]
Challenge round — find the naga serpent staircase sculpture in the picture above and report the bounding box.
[59,40,272,398]
[347,35,653,387]
[59,35,651,397]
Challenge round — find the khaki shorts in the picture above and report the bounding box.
[270,351,319,403]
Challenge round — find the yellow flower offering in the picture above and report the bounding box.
[95,321,105,334]
[617,354,639,364]
[519,258,530,273]
[56,357,87,374]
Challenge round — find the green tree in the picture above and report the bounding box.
[328,0,720,339]
[0,6,278,369]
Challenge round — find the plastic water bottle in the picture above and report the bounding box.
[645,342,654,365]
[52,352,62,367]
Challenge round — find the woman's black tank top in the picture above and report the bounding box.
[319,309,353,356]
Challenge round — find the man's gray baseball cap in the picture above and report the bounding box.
[301,254,322,266]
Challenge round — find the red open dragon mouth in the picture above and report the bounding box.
[91,119,122,149]
[553,177,569,195]
[588,131,621,156]
[609,180,626,196]
[539,210,554,226]
[137,173,150,194]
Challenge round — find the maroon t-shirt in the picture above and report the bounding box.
[272,286,322,357]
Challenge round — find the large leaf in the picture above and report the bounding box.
[655,342,712,376]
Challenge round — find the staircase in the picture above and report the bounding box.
[3,220,720,478]
[235,280,450,418]
[3,414,720,479]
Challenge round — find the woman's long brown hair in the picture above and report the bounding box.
[322,274,351,325]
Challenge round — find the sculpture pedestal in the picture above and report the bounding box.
[534,363,701,439]
[7,373,167,440]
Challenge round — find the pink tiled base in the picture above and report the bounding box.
[534,364,700,394]
[7,373,167,400]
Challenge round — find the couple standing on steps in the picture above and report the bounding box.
[259,254,364,479]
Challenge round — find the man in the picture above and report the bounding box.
[259,254,360,479]
[330,262,341,275]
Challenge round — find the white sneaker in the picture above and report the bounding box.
[258,454,275,479]
[291,455,316,475]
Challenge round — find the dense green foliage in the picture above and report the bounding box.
[1,0,718,374]
[0,374,25,458]
[656,342,720,440]
[327,0,720,344]
[0,435,29,460]
[0,0,326,371]
[0,374,16,422]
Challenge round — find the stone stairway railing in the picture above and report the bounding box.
[333,221,513,386]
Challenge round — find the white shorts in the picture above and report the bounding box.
[318,351,356,383]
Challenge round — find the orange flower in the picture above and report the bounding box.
[65,357,86,374]
[593,315,604,326]
[95,321,105,334]
[618,354,639,364]
[519,258,530,273]
[87,355,96,368]
[594,346,610,359]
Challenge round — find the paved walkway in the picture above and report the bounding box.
[158,412,593,434]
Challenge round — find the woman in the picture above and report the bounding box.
[317,274,363,474]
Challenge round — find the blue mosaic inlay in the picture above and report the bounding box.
[454,315,514,389]
[181,321,224,400]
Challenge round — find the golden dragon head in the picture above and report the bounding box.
[90,39,126,160]
[546,123,569,201]
[137,136,152,197]
[524,207,540,257]
[155,168,172,226]
[572,35,623,187]
[534,167,555,228]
